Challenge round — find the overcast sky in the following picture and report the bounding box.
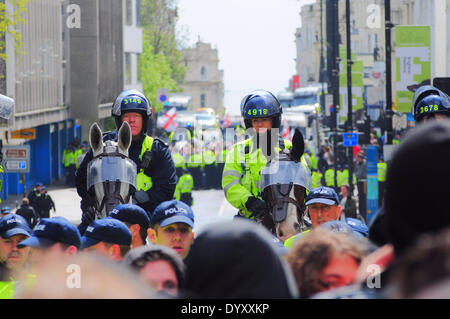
[177,0,316,115]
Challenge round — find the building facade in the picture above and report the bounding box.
[0,0,133,197]
[181,40,224,114]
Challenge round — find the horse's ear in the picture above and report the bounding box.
[118,121,132,153]
[290,128,305,162]
[89,122,103,156]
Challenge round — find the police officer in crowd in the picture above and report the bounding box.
[15,198,39,229]
[75,89,177,230]
[412,85,450,123]
[222,90,292,220]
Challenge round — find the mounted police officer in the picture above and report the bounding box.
[412,85,450,123]
[75,89,177,232]
[222,89,295,220]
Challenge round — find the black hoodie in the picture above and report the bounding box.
[183,219,299,299]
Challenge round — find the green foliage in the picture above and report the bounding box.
[140,0,186,112]
[0,0,29,62]
[141,30,179,113]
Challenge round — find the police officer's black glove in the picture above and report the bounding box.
[133,190,150,205]
[80,196,96,225]
[245,197,268,219]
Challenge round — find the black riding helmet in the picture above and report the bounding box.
[240,90,282,129]
[112,89,152,133]
[412,85,450,121]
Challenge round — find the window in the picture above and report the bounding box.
[200,94,206,108]
[125,53,132,84]
[136,0,141,27]
[126,0,133,26]
[200,66,207,80]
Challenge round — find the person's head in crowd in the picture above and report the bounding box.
[149,200,194,260]
[15,253,157,299]
[356,152,365,162]
[81,217,132,261]
[1,206,12,217]
[40,186,47,195]
[387,228,450,299]
[22,198,30,206]
[285,228,365,298]
[34,182,42,191]
[109,204,150,248]
[18,217,81,267]
[345,218,369,238]
[384,121,450,256]
[319,220,365,239]
[123,245,185,297]
[183,219,298,299]
[0,214,32,274]
[305,187,342,228]
[340,185,350,198]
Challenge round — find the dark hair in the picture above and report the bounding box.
[126,246,185,288]
[388,227,450,298]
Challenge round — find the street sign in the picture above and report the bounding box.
[10,128,36,140]
[157,88,170,103]
[2,145,30,173]
[343,132,358,147]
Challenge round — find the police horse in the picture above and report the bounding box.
[87,121,137,219]
[259,129,311,243]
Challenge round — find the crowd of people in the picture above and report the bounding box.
[1,85,450,301]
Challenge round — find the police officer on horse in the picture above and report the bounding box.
[75,89,177,232]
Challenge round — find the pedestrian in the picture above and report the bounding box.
[285,228,365,299]
[35,186,55,219]
[80,217,132,262]
[377,155,387,208]
[123,244,185,298]
[354,152,367,220]
[15,197,39,228]
[222,90,299,220]
[75,89,177,231]
[183,219,298,299]
[148,200,195,261]
[108,203,150,248]
[0,214,32,299]
[62,143,77,187]
[173,168,194,206]
[17,217,81,268]
[27,182,42,211]
[386,228,450,299]
[339,184,357,219]
[15,253,156,299]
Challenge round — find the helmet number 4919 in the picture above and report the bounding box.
[248,108,268,116]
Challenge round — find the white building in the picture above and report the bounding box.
[181,40,224,114]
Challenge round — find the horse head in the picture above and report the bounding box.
[260,128,311,243]
[87,122,137,219]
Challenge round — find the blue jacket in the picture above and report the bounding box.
[75,131,177,216]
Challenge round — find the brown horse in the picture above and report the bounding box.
[260,129,311,243]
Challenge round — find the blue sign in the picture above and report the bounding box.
[366,146,378,224]
[343,133,358,147]
[18,161,26,169]
[159,94,167,102]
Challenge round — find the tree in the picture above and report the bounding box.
[140,0,187,111]
[0,0,29,63]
